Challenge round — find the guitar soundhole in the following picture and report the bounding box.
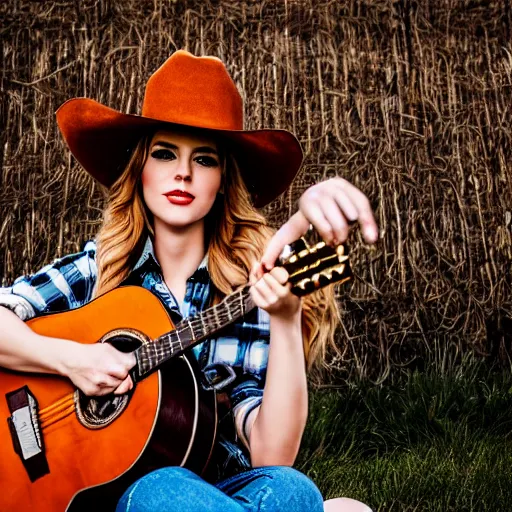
[75,392,131,429]
[74,328,151,430]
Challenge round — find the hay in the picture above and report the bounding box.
[1,0,511,381]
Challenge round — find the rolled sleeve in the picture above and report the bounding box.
[231,379,264,450]
[0,240,97,320]
[0,290,36,321]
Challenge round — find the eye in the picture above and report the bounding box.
[195,155,219,167]
[151,149,175,161]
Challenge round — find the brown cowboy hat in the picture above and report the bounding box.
[56,50,303,207]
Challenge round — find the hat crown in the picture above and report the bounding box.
[141,50,244,131]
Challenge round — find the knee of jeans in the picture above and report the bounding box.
[265,467,324,509]
[154,466,198,480]
[116,466,199,512]
[132,466,198,487]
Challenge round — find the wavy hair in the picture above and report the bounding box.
[94,129,341,371]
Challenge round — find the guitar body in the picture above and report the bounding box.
[0,286,217,512]
[0,239,352,511]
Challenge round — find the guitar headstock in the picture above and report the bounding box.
[276,238,352,297]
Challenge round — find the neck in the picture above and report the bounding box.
[152,218,206,283]
[133,283,254,381]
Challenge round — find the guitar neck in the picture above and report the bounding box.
[131,240,351,383]
[132,285,255,381]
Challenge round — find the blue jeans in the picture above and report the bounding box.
[116,466,324,511]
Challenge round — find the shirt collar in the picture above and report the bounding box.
[132,236,209,273]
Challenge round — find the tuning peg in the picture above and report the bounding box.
[278,237,309,265]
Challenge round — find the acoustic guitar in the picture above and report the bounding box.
[0,238,352,511]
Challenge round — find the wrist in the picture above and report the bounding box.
[41,336,78,377]
[269,308,302,336]
[269,305,302,325]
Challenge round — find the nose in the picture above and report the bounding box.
[174,156,192,181]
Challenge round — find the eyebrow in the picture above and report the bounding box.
[152,140,218,155]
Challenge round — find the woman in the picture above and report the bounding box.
[0,50,372,511]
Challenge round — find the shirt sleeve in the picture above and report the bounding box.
[0,240,97,321]
[227,307,270,451]
[231,379,264,450]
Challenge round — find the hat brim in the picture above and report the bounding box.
[56,98,303,208]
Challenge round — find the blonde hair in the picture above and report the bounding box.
[94,130,341,371]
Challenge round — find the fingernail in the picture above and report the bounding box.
[367,227,378,242]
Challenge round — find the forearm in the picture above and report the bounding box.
[0,304,135,397]
[249,310,308,467]
[0,306,69,374]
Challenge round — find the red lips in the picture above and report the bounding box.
[164,189,195,199]
[164,189,195,205]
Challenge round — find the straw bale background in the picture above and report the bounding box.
[1,0,511,382]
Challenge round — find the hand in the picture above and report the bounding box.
[59,341,136,396]
[261,177,378,270]
[249,264,301,319]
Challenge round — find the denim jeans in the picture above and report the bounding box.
[115,466,324,511]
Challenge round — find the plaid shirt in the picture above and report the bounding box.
[0,237,270,480]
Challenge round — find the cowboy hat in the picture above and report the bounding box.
[56,50,303,207]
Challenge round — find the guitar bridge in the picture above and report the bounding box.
[6,385,49,482]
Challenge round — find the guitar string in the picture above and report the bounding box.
[141,302,245,365]
[138,289,248,372]
[39,394,75,418]
[136,257,347,372]
[36,253,346,427]
[36,289,249,426]
[149,288,246,349]
[40,403,75,430]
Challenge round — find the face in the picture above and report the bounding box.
[141,128,222,231]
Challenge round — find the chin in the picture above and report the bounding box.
[157,211,207,229]
[162,217,199,228]
[150,200,215,230]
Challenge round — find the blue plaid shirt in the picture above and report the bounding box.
[0,237,271,480]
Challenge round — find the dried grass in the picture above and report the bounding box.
[1,0,511,382]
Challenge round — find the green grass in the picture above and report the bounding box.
[298,359,512,511]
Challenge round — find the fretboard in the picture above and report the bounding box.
[133,284,255,381]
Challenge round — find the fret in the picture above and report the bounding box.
[176,324,192,347]
[131,241,352,381]
[155,340,164,364]
[204,307,212,329]
[166,333,175,356]
[172,338,182,353]
[188,318,196,342]
[239,290,245,318]
[205,307,213,328]
[199,312,207,338]
[226,296,234,321]
[171,337,182,354]
[243,285,255,314]
[200,309,210,336]
[175,329,183,350]
[135,286,255,379]
[213,304,220,327]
